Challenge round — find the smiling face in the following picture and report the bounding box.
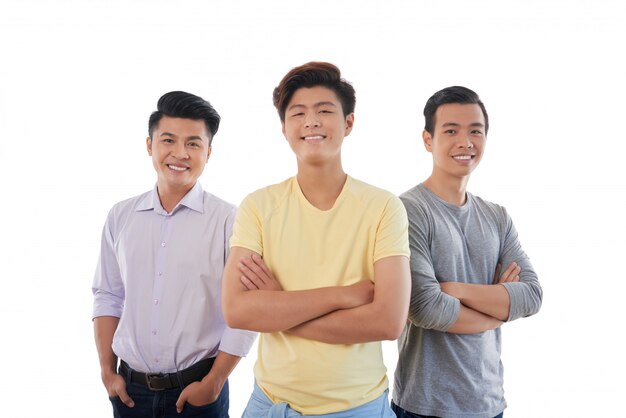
[281,86,354,167]
[147,115,212,194]
[423,103,486,181]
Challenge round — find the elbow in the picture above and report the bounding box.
[383,321,405,340]
[222,298,247,330]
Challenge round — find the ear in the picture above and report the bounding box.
[281,121,287,139]
[206,145,212,162]
[422,130,433,152]
[146,137,153,156]
[344,113,355,136]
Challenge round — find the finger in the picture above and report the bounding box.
[117,386,135,408]
[500,262,517,281]
[175,392,186,413]
[240,275,259,290]
[245,256,271,281]
[502,265,522,282]
[252,253,273,278]
[239,262,266,286]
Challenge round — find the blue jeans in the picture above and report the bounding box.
[391,402,502,418]
[242,382,396,417]
[109,379,229,418]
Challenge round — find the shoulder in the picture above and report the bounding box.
[346,177,402,209]
[240,177,293,212]
[468,192,509,222]
[108,190,151,219]
[203,190,236,215]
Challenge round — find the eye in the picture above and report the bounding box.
[319,109,333,114]
[444,129,457,135]
[162,138,174,143]
[290,112,304,117]
[471,129,483,135]
[187,142,201,148]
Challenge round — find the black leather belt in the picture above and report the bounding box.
[120,357,215,391]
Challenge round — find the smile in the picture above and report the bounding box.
[452,155,473,160]
[167,164,189,171]
[302,135,325,140]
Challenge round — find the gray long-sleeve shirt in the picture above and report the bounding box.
[393,184,542,418]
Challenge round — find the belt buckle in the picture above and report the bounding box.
[145,373,166,391]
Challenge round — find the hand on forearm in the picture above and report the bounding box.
[440,281,511,321]
[446,304,503,334]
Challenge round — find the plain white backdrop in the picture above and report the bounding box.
[1,1,625,416]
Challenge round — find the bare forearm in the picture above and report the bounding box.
[199,351,240,392]
[442,282,511,321]
[224,286,351,333]
[94,316,120,376]
[446,304,503,334]
[288,256,411,344]
[287,302,405,344]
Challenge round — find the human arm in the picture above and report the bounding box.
[175,351,240,411]
[402,196,501,334]
[222,246,374,332]
[495,208,543,321]
[284,255,410,343]
[93,316,134,407]
[439,261,521,321]
[239,254,410,343]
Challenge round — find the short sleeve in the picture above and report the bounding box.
[373,196,410,262]
[230,194,263,255]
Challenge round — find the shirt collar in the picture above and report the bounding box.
[136,182,205,215]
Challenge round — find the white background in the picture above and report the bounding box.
[1,1,625,417]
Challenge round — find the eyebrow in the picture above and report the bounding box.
[160,132,204,141]
[287,101,338,112]
[441,122,485,128]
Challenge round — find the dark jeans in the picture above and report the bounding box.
[109,380,229,418]
[391,401,503,418]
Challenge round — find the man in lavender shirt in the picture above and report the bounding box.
[92,91,256,418]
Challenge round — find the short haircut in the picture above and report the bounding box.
[148,91,221,145]
[424,86,489,135]
[273,62,356,122]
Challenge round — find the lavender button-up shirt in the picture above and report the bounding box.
[92,182,255,373]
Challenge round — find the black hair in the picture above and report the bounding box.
[424,86,489,135]
[148,91,221,145]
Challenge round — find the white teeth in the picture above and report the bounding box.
[168,165,187,171]
[453,155,472,160]
[304,135,324,140]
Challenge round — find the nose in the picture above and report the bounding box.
[304,112,321,128]
[457,134,473,148]
[172,142,189,159]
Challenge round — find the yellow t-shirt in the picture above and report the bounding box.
[230,176,409,414]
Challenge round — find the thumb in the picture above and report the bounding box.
[117,386,135,408]
[175,391,186,413]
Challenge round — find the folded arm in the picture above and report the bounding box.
[222,246,373,333]
[285,255,411,344]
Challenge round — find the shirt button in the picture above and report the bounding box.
[152,329,157,335]
[154,299,159,305]
[158,272,162,276]
[161,242,166,247]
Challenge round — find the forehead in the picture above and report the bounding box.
[287,86,342,108]
[434,103,485,126]
[154,116,210,139]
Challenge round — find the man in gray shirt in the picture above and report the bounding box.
[392,86,543,418]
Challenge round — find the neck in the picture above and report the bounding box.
[156,182,194,213]
[423,170,470,206]
[296,161,346,210]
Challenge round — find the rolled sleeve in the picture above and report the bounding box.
[92,210,125,320]
[218,327,257,357]
[499,208,543,321]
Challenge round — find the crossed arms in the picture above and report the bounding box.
[222,247,411,344]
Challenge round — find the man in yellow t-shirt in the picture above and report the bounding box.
[222,62,410,417]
